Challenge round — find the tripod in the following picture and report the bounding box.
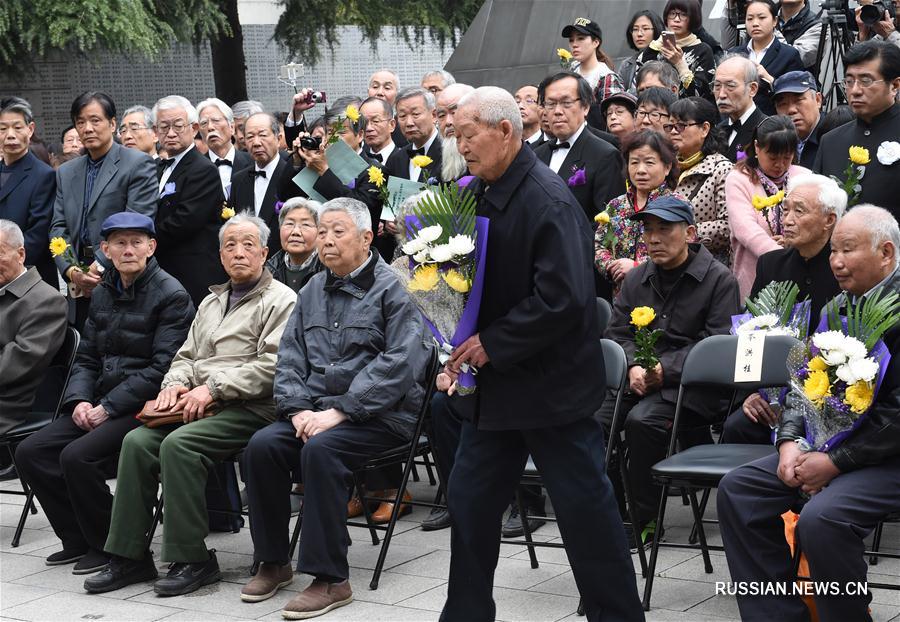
[815,9,854,112]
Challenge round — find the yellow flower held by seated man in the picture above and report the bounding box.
[630,306,656,328]
[408,264,440,292]
[367,165,385,187]
[442,269,471,293]
[412,155,433,169]
[345,105,360,123]
[848,145,870,166]
[807,356,829,372]
[49,237,69,257]
[557,48,573,62]
[221,206,236,220]
[803,369,831,406]
[844,380,874,415]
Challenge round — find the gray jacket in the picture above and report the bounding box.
[49,141,158,274]
[274,253,429,440]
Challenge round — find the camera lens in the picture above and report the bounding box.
[860,3,882,25]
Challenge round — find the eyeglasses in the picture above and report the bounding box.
[668,10,688,20]
[156,121,190,134]
[663,121,702,133]
[637,110,670,121]
[842,77,886,89]
[118,123,149,136]
[543,99,580,110]
[365,116,389,126]
[198,116,227,127]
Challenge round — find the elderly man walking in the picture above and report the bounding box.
[84,212,295,597]
[718,205,900,622]
[240,198,430,619]
[440,87,643,622]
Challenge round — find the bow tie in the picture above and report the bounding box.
[549,141,571,151]
[157,158,175,170]
[727,119,742,131]
[214,158,232,167]
[250,169,267,179]
[368,152,383,163]
[410,147,426,157]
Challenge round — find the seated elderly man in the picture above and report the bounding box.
[0,220,67,436]
[240,197,429,619]
[723,173,845,445]
[599,196,740,547]
[718,205,900,622]
[16,213,193,574]
[265,197,323,293]
[84,213,296,596]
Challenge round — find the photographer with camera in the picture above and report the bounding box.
[856,0,900,47]
[283,87,328,155]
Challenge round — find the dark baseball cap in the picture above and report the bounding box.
[562,18,602,40]
[100,212,156,239]
[773,71,818,97]
[629,195,695,225]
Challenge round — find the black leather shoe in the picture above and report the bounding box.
[83,554,158,593]
[501,502,546,538]
[420,508,451,531]
[72,549,110,575]
[153,549,221,596]
[46,546,87,566]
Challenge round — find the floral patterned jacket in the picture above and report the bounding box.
[594,183,676,282]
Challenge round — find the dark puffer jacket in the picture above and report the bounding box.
[63,257,195,417]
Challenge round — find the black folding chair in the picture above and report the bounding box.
[288,346,442,590]
[596,297,612,335]
[642,334,799,610]
[1,326,80,547]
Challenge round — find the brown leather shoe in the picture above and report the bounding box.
[282,579,352,619]
[347,496,364,518]
[371,491,413,524]
[241,562,293,602]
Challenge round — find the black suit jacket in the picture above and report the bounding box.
[749,242,839,323]
[534,129,625,220]
[587,126,621,151]
[729,38,804,115]
[0,151,57,285]
[155,147,226,307]
[228,156,304,255]
[385,134,444,183]
[720,107,768,163]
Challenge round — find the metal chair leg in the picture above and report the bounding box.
[688,489,713,574]
[641,483,671,611]
[421,450,437,486]
[516,487,539,569]
[146,496,164,549]
[618,451,648,577]
[354,477,380,546]
[288,505,304,563]
[11,489,35,548]
[688,487,711,545]
[869,520,885,566]
[370,451,420,590]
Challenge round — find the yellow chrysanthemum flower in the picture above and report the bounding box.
[408,264,440,292]
[442,269,471,293]
[770,190,785,205]
[557,48,573,61]
[848,145,870,166]
[49,237,69,257]
[752,195,767,211]
[803,369,831,405]
[630,306,656,328]
[807,356,829,372]
[594,211,610,225]
[345,105,360,123]
[844,380,874,415]
[221,207,236,220]
[367,165,385,187]
[412,155,433,169]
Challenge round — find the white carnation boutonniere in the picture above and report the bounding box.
[877,141,900,166]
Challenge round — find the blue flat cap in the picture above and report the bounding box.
[773,71,818,96]
[629,195,695,225]
[100,212,156,238]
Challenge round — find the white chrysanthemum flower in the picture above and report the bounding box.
[413,249,429,263]
[401,237,427,256]
[812,330,847,352]
[835,356,879,384]
[736,314,779,333]
[447,234,475,257]
[841,336,868,362]
[429,244,454,263]
[418,225,443,243]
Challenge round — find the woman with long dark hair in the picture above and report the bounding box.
[667,97,733,266]
[619,10,665,94]
[725,115,810,299]
[595,129,681,292]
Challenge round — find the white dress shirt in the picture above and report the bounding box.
[158,144,194,195]
[409,129,439,181]
[525,129,544,145]
[253,156,281,217]
[373,142,395,163]
[747,36,775,64]
[549,122,587,174]
[208,145,237,195]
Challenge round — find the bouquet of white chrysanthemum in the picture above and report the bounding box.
[732,281,811,339]
[786,287,899,450]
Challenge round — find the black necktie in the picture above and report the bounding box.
[215,158,232,167]
[157,158,174,171]
[549,141,571,151]
[250,169,267,179]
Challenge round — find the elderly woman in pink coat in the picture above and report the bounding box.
[725,115,810,300]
